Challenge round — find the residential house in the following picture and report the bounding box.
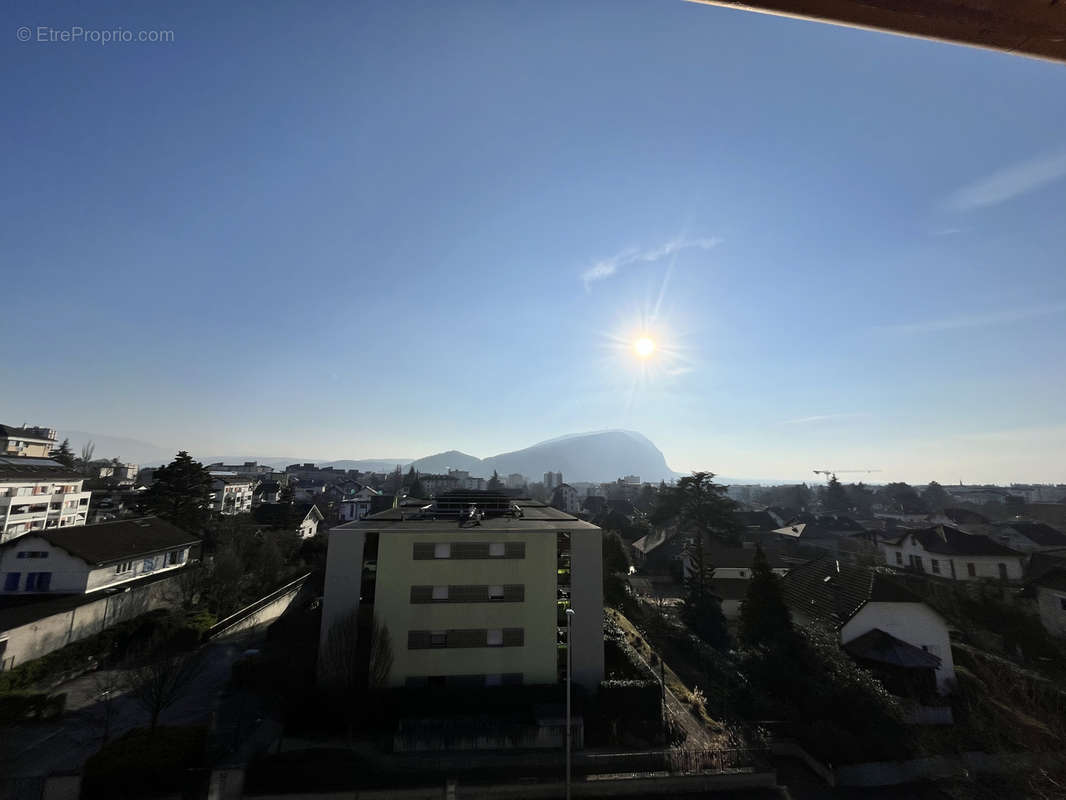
[947,485,1011,505]
[0,516,198,595]
[0,425,57,459]
[988,520,1066,554]
[254,480,284,505]
[782,557,956,694]
[209,475,254,515]
[0,458,91,542]
[206,461,274,478]
[321,490,604,692]
[1029,569,1066,639]
[693,543,788,618]
[550,484,581,515]
[880,525,1025,582]
[338,486,383,521]
[253,503,324,539]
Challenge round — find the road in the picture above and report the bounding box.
[0,639,249,779]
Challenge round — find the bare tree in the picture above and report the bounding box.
[123,650,204,730]
[79,440,96,475]
[368,617,394,689]
[320,612,393,737]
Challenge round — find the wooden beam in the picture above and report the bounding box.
[686,0,1066,64]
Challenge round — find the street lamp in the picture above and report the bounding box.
[565,607,575,800]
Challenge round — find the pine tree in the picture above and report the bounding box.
[739,545,792,646]
[143,451,213,534]
[487,470,503,490]
[680,533,729,649]
[823,476,851,513]
[50,438,76,469]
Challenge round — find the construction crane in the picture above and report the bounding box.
[813,469,882,482]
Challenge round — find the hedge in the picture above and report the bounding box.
[81,725,208,799]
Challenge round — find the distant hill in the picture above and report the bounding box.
[482,430,680,483]
[402,431,680,483]
[408,450,483,475]
[61,428,682,484]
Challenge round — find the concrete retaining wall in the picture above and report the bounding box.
[208,573,311,641]
[0,572,186,669]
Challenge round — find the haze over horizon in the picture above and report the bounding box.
[4,0,1065,485]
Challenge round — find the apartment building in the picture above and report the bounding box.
[0,458,92,543]
[321,490,604,692]
[209,475,255,515]
[0,425,57,458]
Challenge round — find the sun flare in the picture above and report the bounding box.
[634,336,656,359]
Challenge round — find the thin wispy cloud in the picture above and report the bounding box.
[581,237,721,290]
[876,302,1066,334]
[782,412,871,425]
[947,147,1066,211]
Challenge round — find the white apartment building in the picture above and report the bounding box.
[209,475,255,515]
[0,458,92,543]
[0,425,57,459]
[550,483,581,515]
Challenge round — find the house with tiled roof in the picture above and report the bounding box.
[781,557,955,694]
[989,520,1066,554]
[879,524,1025,582]
[0,516,198,595]
[253,502,324,539]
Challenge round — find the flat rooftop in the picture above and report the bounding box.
[332,495,600,532]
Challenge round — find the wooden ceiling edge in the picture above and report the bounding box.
[684,0,1066,64]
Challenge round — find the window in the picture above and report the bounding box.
[115,561,133,574]
[143,557,156,572]
[3,573,19,592]
[931,559,940,574]
[433,543,451,559]
[167,550,185,565]
[998,563,1008,580]
[489,542,505,557]
[488,585,504,601]
[487,629,503,646]
[430,631,447,648]
[485,673,503,687]
[967,563,976,577]
[25,572,51,591]
[895,551,903,565]
[431,585,449,601]
[1058,597,1066,612]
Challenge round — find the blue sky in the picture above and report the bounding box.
[3,0,1066,483]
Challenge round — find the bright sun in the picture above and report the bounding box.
[634,336,656,359]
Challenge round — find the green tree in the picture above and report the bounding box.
[143,451,213,534]
[278,485,295,504]
[651,472,740,544]
[846,482,874,517]
[50,438,76,469]
[680,533,729,649]
[822,476,851,513]
[487,470,503,491]
[879,482,928,514]
[922,481,952,512]
[409,477,425,498]
[602,531,630,575]
[738,545,792,645]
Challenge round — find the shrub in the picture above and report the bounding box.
[81,725,207,799]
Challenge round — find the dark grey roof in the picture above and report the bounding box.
[996,520,1066,547]
[708,578,752,601]
[781,557,924,627]
[733,511,781,531]
[0,456,83,482]
[253,502,321,528]
[212,474,254,485]
[888,525,1023,557]
[13,516,200,565]
[843,628,942,669]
